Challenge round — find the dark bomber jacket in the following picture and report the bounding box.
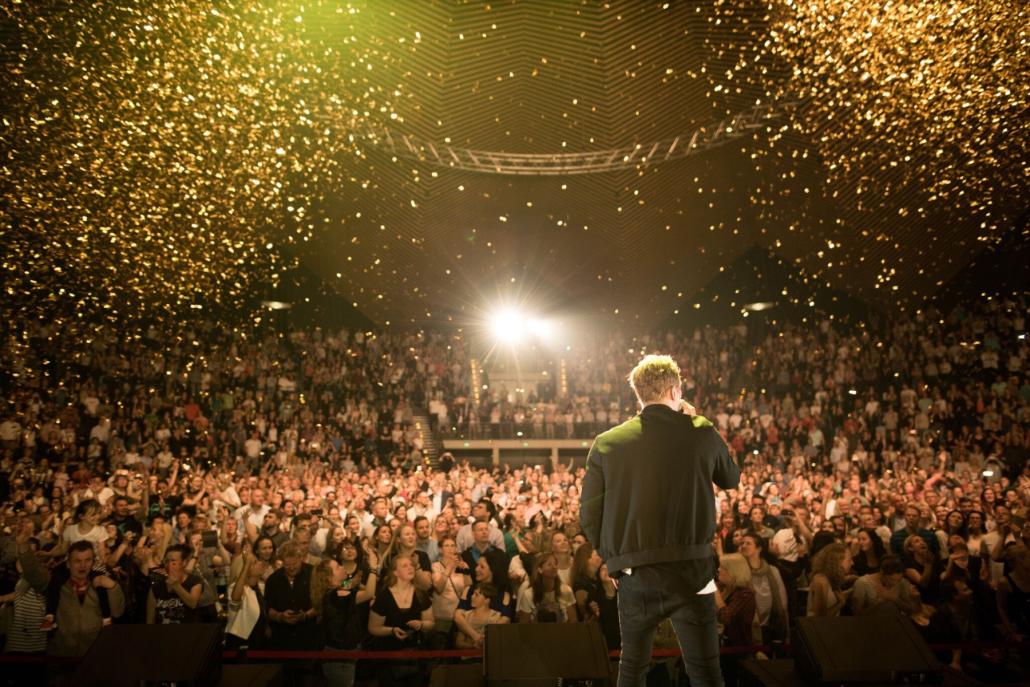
[579,404,740,575]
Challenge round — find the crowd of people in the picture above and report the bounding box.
[0,294,1028,685]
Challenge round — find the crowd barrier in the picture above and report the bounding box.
[0,639,1025,664]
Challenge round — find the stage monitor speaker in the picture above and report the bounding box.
[74,622,223,687]
[794,611,942,684]
[743,659,982,687]
[484,622,612,687]
[218,663,282,687]
[431,662,486,687]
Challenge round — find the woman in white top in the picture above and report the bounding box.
[225,547,270,649]
[430,535,469,635]
[517,552,577,623]
[60,499,109,568]
[548,531,574,588]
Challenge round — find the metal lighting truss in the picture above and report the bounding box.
[347,101,798,176]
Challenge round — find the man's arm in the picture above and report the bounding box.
[102,578,126,618]
[169,578,202,609]
[706,425,740,490]
[17,547,50,594]
[579,442,604,550]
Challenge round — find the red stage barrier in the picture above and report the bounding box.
[0,638,1025,664]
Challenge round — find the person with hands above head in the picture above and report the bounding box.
[580,354,740,687]
[146,544,203,624]
[311,554,379,687]
[430,535,470,639]
[17,533,124,657]
[4,519,48,659]
[225,545,270,650]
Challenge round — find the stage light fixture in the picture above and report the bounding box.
[489,308,525,343]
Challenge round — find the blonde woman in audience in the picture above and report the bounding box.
[715,553,756,646]
[716,553,756,687]
[382,523,432,592]
[808,543,853,617]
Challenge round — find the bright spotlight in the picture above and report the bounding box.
[490,309,525,343]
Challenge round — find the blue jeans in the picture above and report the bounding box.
[617,565,723,687]
[322,645,357,687]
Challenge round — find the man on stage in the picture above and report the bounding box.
[580,354,740,687]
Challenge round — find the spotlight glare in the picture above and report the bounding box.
[527,317,555,339]
[489,309,525,343]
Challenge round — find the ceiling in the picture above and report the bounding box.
[2,1,1025,333]
[291,0,1026,328]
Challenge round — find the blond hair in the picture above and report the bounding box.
[628,355,681,404]
[811,543,850,589]
[719,553,751,590]
[277,540,304,561]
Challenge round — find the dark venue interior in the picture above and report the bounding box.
[0,2,1027,686]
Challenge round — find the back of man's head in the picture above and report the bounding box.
[628,355,681,405]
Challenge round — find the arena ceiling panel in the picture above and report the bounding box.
[1,1,1025,332]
